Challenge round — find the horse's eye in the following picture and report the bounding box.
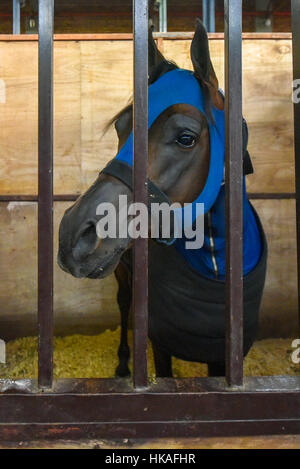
[176,134,196,148]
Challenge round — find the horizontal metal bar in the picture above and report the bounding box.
[248,193,296,200]
[1,378,299,439]
[1,376,300,394]
[0,193,295,203]
[0,379,300,428]
[0,420,300,441]
[0,195,80,202]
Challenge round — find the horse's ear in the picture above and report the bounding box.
[191,20,224,110]
[148,26,168,80]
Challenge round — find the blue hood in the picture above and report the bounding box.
[113,68,262,279]
[115,68,225,226]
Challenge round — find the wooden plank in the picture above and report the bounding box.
[242,39,294,194]
[0,38,295,195]
[80,40,132,190]
[0,41,38,194]
[252,199,298,339]
[53,41,81,194]
[0,41,81,195]
[163,39,294,194]
[0,202,119,341]
[0,33,293,42]
[0,199,297,341]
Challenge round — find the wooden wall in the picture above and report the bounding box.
[0,35,297,340]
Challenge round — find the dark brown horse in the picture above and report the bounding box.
[58,22,266,378]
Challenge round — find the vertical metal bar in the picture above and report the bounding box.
[224,0,244,387]
[203,0,208,31]
[38,0,54,388]
[291,0,300,338]
[133,0,149,389]
[208,0,216,33]
[159,0,167,33]
[162,0,167,33]
[13,0,21,34]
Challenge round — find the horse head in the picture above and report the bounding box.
[58,21,224,279]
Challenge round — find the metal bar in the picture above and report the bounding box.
[224,0,244,387]
[247,193,296,200]
[0,193,296,203]
[1,388,300,425]
[38,0,54,388]
[0,377,300,438]
[0,420,300,441]
[2,376,300,394]
[203,0,208,31]
[0,195,80,202]
[291,0,300,338]
[208,0,216,33]
[159,0,167,33]
[13,0,21,34]
[0,382,300,423]
[132,0,149,389]
[163,0,168,33]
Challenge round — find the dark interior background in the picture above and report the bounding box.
[0,0,292,34]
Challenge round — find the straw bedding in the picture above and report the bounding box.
[0,327,298,379]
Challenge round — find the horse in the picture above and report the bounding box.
[58,21,267,378]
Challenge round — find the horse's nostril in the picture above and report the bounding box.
[72,222,100,261]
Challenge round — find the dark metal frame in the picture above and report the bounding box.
[224,0,243,387]
[38,0,54,389]
[292,0,300,338]
[132,0,149,389]
[0,0,299,440]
